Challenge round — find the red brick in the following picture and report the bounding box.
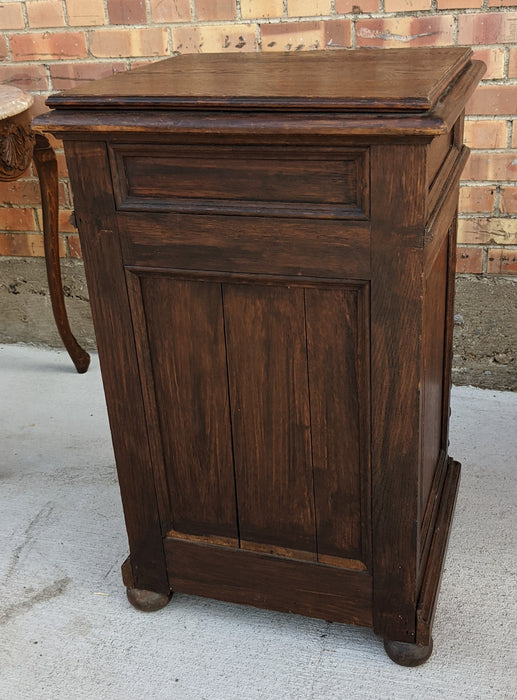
[499,187,517,214]
[356,16,454,48]
[0,64,49,91]
[66,0,106,26]
[471,47,505,80]
[0,233,54,257]
[89,28,169,58]
[509,49,517,78]
[456,246,483,273]
[49,62,127,90]
[467,85,517,116]
[261,20,351,51]
[462,152,517,182]
[487,248,517,273]
[0,2,24,29]
[197,0,237,21]
[385,0,431,12]
[287,0,332,14]
[488,0,517,6]
[513,126,517,149]
[458,186,496,214]
[58,210,77,234]
[241,0,283,18]
[10,31,88,61]
[0,181,41,207]
[172,23,258,53]
[464,120,508,149]
[0,208,38,232]
[437,0,482,8]
[150,0,191,22]
[458,218,517,245]
[26,0,65,28]
[0,36,8,60]
[458,12,517,45]
[68,236,83,258]
[335,0,378,11]
[56,153,68,179]
[107,0,147,25]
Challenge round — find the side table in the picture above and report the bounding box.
[0,85,89,373]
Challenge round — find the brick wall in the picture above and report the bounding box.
[1,0,516,274]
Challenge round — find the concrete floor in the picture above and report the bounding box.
[1,343,516,700]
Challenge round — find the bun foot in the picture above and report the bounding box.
[126,587,172,612]
[383,637,433,666]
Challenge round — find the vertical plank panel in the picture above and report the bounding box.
[305,287,364,563]
[223,283,316,554]
[140,276,238,540]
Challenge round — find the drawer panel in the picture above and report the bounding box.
[118,212,371,279]
[110,145,369,219]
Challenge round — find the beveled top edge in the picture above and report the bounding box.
[46,47,473,114]
[0,85,34,120]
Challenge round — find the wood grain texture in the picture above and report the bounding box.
[223,283,316,553]
[64,141,169,595]
[165,538,373,627]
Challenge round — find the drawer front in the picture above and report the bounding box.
[110,145,369,220]
[118,211,370,279]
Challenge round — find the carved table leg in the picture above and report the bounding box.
[33,133,90,373]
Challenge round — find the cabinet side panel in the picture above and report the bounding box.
[305,286,369,565]
[139,275,239,540]
[223,284,316,553]
[64,141,169,594]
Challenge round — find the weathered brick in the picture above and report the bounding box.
[458,12,517,45]
[356,16,454,48]
[261,20,351,51]
[0,233,57,257]
[509,49,517,78]
[456,246,484,273]
[0,64,49,91]
[471,47,505,79]
[50,62,127,90]
[240,0,283,19]
[58,210,78,234]
[499,187,517,214]
[513,126,517,149]
[488,0,517,6]
[172,24,258,53]
[487,248,517,273]
[464,120,508,149]
[0,208,38,232]
[462,152,517,182]
[335,0,378,12]
[107,0,147,25]
[26,0,65,28]
[66,0,106,26]
[150,0,191,22]
[458,218,517,245]
[56,153,69,179]
[287,0,332,15]
[459,186,496,213]
[68,236,83,259]
[0,2,24,29]
[89,28,170,58]
[437,0,482,8]
[10,31,88,61]
[384,0,431,13]
[467,86,517,116]
[0,181,41,207]
[0,36,7,60]
[196,0,237,21]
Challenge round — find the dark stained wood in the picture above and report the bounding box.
[118,212,370,279]
[64,140,170,595]
[223,283,316,553]
[305,285,370,565]
[34,48,484,666]
[165,538,373,627]
[47,48,471,113]
[137,274,239,540]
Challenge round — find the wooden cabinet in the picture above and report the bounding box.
[35,47,485,665]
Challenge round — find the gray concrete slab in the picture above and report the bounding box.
[0,343,516,699]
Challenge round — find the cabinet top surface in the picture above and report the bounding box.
[47,47,473,113]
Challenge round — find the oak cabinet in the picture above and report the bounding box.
[35,47,485,665]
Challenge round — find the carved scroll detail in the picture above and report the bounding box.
[0,121,35,181]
